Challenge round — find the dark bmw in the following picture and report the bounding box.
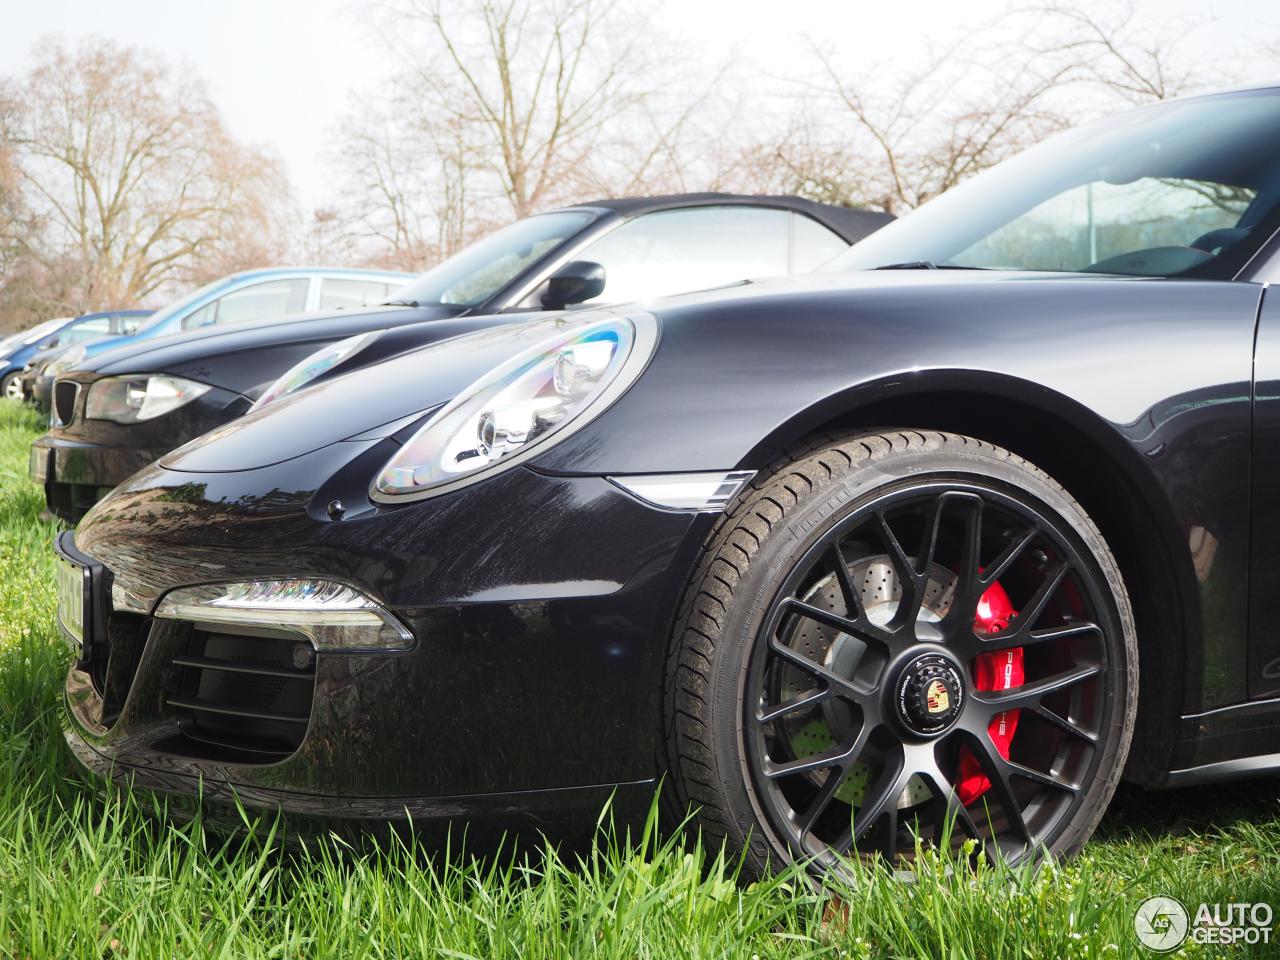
[58,86,1280,875]
[32,194,887,521]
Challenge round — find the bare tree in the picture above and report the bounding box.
[736,0,1231,216]
[754,30,1076,215]
[1027,0,1214,104]
[6,37,294,312]
[331,91,480,269]
[0,87,27,285]
[331,0,716,265]
[384,0,675,218]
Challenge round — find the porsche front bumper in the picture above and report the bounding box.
[60,444,709,825]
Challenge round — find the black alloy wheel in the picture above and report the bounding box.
[663,431,1137,878]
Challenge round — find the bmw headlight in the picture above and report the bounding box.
[43,345,87,378]
[250,329,384,412]
[85,375,212,423]
[372,314,656,502]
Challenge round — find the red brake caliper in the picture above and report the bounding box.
[956,580,1023,805]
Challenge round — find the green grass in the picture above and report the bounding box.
[0,400,1277,959]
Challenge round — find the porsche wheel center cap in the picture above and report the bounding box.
[895,653,965,736]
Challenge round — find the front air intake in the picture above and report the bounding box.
[167,629,316,761]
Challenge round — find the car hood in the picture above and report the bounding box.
[84,304,463,382]
[155,269,1140,473]
[26,343,72,371]
[158,310,604,472]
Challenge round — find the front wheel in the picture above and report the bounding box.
[2,371,23,402]
[663,431,1137,876]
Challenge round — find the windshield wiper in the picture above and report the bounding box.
[872,261,991,271]
[384,299,421,307]
[874,260,938,270]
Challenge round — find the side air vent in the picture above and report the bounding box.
[167,630,316,761]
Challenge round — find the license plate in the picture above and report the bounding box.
[55,553,89,652]
[30,445,50,484]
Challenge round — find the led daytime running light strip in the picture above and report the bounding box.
[155,579,414,653]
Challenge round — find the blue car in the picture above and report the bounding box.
[1,310,152,400]
[26,267,414,412]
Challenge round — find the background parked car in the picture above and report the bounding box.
[32,194,891,521]
[22,267,414,414]
[1,311,152,400]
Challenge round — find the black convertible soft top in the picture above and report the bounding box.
[564,192,894,244]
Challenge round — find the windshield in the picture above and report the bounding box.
[133,277,233,334]
[1,316,67,351]
[392,211,594,307]
[832,89,1280,279]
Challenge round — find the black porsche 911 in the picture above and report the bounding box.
[56,85,1280,875]
[31,194,888,522]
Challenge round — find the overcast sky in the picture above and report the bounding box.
[2,0,1276,209]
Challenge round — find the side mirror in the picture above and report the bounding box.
[541,260,606,309]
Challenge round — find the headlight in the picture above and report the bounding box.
[250,329,384,412]
[84,375,211,423]
[372,313,656,502]
[43,345,86,378]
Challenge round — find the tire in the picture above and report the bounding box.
[663,430,1137,877]
[1,371,23,402]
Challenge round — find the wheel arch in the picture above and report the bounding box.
[737,370,1199,786]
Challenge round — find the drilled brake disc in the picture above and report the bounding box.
[779,557,957,809]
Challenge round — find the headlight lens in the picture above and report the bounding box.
[250,329,384,412]
[372,314,655,501]
[85,375,212,423]
[43,345,86,378]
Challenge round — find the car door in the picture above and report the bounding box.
[563,206,793,306]
[513,205,849,310]
[181,278,311,331]
[49,317,111,347]
[318,277,393,311]
[111,312,147,335]
[1248,266,1280,698]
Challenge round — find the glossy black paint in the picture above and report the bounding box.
[1248,285,1280,698]
[542,260,607,308]
[35,194,890,521]
[70,459,705,799]
[35,381,249,487]
[61,254,1280,823]
[21,345,59,411]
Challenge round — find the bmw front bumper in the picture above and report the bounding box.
[31,373,52,413]
[31,376,249,522]
[31,434,164,521]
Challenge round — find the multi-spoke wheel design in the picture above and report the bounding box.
[748,484,1110,866]
[664,432,1135,878]
[2,373,22,402]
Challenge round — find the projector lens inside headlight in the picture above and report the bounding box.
[373,314,654,501]
[85,375,211,423]
[250,329,384,412]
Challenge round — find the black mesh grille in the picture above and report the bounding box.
[53,380,78,425]
[168,630,316,761]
